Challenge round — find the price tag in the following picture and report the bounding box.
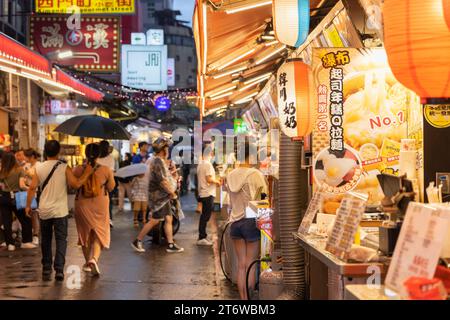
[325,195,366,261]
[298,191,324,235]
[385,203,450,296]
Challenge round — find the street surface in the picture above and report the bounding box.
[0,193,238,300]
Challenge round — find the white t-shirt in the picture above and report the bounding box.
[197,159,216,198]
[97,154,115,172]
[35,160,68,220]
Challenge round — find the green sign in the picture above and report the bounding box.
[234,119,248,134]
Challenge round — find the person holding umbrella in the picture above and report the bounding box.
[73,143,116,277]
[131,137,183,253]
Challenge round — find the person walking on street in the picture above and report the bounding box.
[24,148,41,245]
[73,143,115,277]
[117,153,133,213]
[130,173,149,226]
[0,152,34,251]
[131,137,184,254]
[25,140,93,281]
[196,144,221,246]
[225,141,268,300]
[97,140,115,228]
[132,141,150,164]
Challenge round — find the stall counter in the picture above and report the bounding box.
[293,232,389,300]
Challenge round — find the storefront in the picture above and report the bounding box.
[195,0,450,300]
[0,32,104,154]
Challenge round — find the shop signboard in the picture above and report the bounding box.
[131,33,146,45]
[60,144,80,156]
[35,0,135,14]
[312,48,419,206]
[325,194,367,260]
[167,58,175,86]
[30,16,120,72]
[121,45,168,91]
[146,29,164,46]
[424,104,450,129]
[385,203,450,297]
[233,118,248,134]
[48,100,78,115]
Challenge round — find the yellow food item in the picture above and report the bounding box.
[322,201,341,214]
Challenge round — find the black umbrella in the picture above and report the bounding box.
[54,115,131,140]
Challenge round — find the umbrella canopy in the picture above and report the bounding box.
[115,163,148,179]
[54,115,131,140]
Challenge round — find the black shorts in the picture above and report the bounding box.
[230,218,260,242]
[152,202,173,221]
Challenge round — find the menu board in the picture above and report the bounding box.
[242,102,268,131]
[257,90,278,126]
[325,196,366,261]
[385,203,450,296]
[298,191,325,235]
[312,48,419,206]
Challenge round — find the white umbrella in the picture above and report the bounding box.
[115,163,148,179]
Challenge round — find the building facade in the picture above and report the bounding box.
[0,0,42,150]
[138,0,197,89]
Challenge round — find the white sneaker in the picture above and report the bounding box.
[0,242,6,247]
[197,238,213,246]
[32,236,39,246]
[7,244,15,251]
[20,242,37,249]
[131,239,146,253]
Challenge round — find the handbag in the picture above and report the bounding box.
[0,177,36,210]
[15,191,37,210]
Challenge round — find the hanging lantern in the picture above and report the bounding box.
[277,59,314,138]
[273,0,310,48]
[444,0,450,29]
[383,0,450,99]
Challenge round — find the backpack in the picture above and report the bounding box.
[80,164,104,198]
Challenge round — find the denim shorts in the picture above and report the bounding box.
[230,218,260,242]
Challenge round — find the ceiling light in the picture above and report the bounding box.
[265,40,279,46]
[243,72,272,85]
[234,92,258,104]
[210,91,233,101]
[225,1,272,14]
[202,3,208,72]
[207,85,237,98]
[217,48,256,70]
[255,45,287,65]
[238,82,260,92]
[261,35,275,40]
[212,65,247,79]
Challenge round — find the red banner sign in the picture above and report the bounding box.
[30,15,120,72]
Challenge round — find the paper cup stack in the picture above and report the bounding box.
[399,139,417,179]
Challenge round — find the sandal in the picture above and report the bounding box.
[88,258,100,277]
[133,219,139,227]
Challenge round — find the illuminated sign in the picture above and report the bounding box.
[155,96,171,112]
[35,0,135,14]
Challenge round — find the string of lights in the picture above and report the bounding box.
[58,66,198,106]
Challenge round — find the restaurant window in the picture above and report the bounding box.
[176,55,180,62]
[188,56,193,63]
[176,74,180,81]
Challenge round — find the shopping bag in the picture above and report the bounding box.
[15,191,37,210]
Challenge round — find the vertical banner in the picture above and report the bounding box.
[167,58,175,87]
[312,48,418,206]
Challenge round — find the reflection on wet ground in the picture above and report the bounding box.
[0,193,238,300]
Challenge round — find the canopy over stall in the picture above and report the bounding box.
[193,0,327,117]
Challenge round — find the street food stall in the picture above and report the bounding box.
[195,0,450,300]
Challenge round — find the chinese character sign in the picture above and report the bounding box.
[277,60,315,139]
[312,48,417,202]
[30,16,120,72]
[35,0,135,14]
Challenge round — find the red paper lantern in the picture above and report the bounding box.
[384,0,450,99]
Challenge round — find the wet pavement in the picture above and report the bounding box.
[0,193,239,300]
